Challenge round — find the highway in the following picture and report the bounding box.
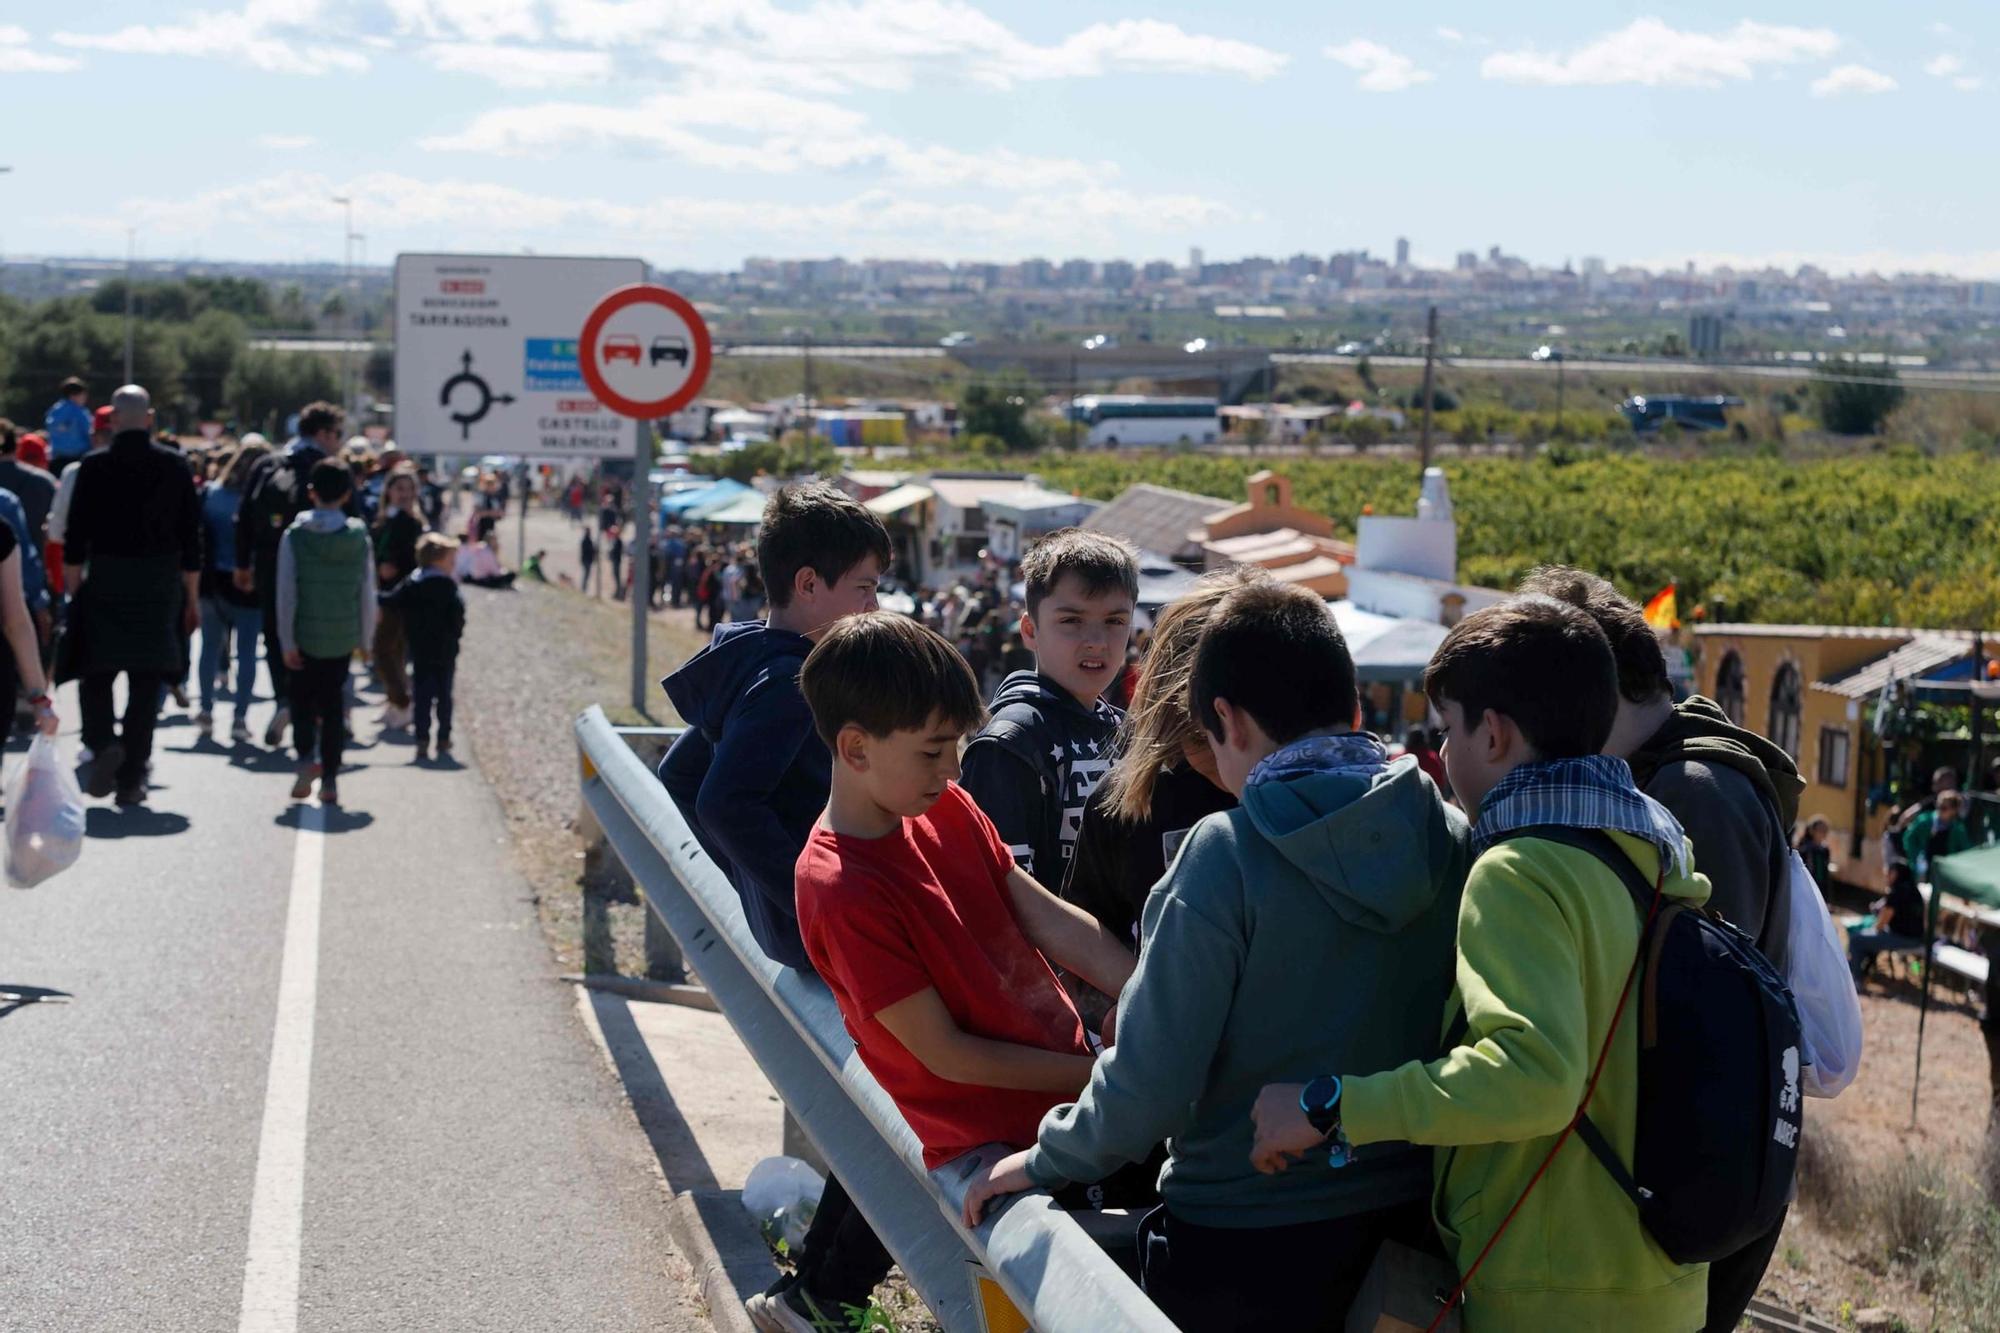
[0,666,700,1332]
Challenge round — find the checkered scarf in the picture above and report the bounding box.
[1471,754,1690,878]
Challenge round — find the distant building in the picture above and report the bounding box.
[1455,251,1479,272]
[1688,312,1727,357]
[1059,257,1096,287]
[1101,259,1137,289]
[1395,237,1411,269]
[1345,469,1506,627]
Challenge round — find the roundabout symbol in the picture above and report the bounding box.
[438,348,515,441]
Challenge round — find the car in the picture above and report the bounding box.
[650,336,689,367]
[1529,345,1564,362]
[603,335,642,366]
[939,331,975,348]
[1333,340,1366,356]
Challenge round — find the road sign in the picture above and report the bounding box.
[578,285,713,420]
[393,253,646,457]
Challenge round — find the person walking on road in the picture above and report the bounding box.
[0,477,61,745]
[42,377,91,470]
[0,420,60,563]
[235,401,348,748]
[62,385,202,806]
[579,526,598,596]
[277,461,374,807]
[197,436,270,742]
[380,533,464,763]
[371,470,425,732]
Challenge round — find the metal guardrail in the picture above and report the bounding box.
[575,705,1176,1333]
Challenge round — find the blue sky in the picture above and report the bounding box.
[3,2,1995,275]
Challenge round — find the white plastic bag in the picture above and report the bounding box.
[5,735,86,888]
[1781,849,1864,1098]
[742,1155,825,1253]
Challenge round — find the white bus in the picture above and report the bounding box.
[1068,395,1220,448]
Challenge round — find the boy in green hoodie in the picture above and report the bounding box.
[962,580,1470,1331]
[1251,595,1713,1332]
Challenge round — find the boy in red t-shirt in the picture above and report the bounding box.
[791,615,1137,1304]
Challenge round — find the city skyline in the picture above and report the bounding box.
[4,3,1999,275]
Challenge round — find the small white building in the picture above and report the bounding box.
[1344,469,1507,626]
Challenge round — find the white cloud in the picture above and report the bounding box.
[421,86,1101,190]
[53,5,367,74]
[1481,19,1838,88]
[1435,26,1464,43]
[386,0,540,43]
[1031,21,1287,82]
[64,169,1240,255]
[0,24,82,71]
[1811,64,1897,97]
[420,42,612,87]
[1324,40,1432,92]
[1924,53,1982,91]
[255,133,318,149]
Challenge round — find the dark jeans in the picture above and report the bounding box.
[794,1175,894,1310]
[1702,1204,1787,1333]
[1139,1197,1438,1333]
[413,663,455,748]
[80,670,166,787]
[258,574,289,704]
[289,654,349,779]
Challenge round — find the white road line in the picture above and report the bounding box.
[237,804,327,1333]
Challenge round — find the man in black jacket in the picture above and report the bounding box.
[234,400,346,746]
[1520,566,1805,1333]
[62,385,201,805]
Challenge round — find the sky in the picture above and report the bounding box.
[3,1,1998,276]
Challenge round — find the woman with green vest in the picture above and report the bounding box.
[276,461,376,806]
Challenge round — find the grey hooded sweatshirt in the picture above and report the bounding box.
[1023,754,1472,1228]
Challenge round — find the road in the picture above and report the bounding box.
[0,661,702,1332]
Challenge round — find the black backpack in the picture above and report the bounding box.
[1497,826,1803,1265]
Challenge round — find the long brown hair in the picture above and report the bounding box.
[1100,566,1267,823]
[217,437,271,490]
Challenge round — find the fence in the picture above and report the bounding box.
[574,705,1176,1333]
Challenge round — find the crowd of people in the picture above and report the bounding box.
[656,480,1841,1333]
[0,379,512,809]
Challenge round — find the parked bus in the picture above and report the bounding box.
[1618,394,1742,433]
[1068,395,1220,448]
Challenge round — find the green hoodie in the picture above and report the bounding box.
[1341,832,1712,1333]
[1022,755,1471,1228]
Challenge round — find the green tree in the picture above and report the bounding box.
[225,349,342,437]
[1813,356,1906,435]
[178,310,248,417]
[960,377,1034,451]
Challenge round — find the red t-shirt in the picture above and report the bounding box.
[797,782,1088,1168]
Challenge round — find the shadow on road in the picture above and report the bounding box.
[585,988,720,1194]
[274,805,375,833]
[84,806,191,839]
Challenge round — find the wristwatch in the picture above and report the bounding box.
[1300,1075,1343,1138]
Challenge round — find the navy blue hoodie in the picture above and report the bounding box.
[658,621,827,972]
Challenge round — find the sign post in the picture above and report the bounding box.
[578,284,714,713]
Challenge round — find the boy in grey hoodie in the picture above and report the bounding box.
[962,580,1470,1330]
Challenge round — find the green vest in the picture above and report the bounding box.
[292,518,370,659]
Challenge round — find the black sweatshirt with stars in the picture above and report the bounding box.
[958,669,1122,888]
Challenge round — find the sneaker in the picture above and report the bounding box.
[80,741,125,799]
[196,710,214,734]
[114,782,147,807]
[414,742,430,763]
[380,704,413,731]
[745,1282,845,1333]
[436,739,453,760]
[264,706,291,748]
[290,762,321,801]
[170,684,190,709]
[231,717,252,743]
[318,780,339,807]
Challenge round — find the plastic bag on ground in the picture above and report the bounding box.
[1781,849,1864,1098]
[6,735,86,888]
[742,1155,825,1253]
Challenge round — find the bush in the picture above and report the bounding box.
[1341,414,1386,450]
[1814,356,1907,436]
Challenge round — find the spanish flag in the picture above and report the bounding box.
[1642,584,1679,631]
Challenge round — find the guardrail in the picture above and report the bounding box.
[574,705,1176,1333]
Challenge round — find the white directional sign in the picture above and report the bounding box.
[392,252,646,457]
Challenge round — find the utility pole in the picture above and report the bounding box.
[123,227,136,383]
[1417,304,1438,471]
[801,329,814,447]
[1556,351,1566,437]
[332,194,356,420]
[1068,351,1078,450]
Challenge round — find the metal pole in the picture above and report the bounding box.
[123,228,136,382]
[1417,304,1438,470]
[630,419,652,714]
[517,462,529,573]
[1556,353,1566,436]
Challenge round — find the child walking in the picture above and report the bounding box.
[277,461,375,806]
[381,533,466,763]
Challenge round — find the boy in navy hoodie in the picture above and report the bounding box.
[657,482,894,1333]
[659,481,891,972]
[959,529,1138,882]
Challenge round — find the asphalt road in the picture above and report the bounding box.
[0,658,701,1332]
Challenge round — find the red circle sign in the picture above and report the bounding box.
[578,283,713,420]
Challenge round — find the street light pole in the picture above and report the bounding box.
[331,194,355,420]
[123,227,136,383]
